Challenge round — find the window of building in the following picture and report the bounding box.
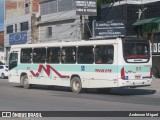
[47,47,60,63]
[33,48,46,63]
[21,48,32,63]
[20,22,29,31]
[95,45,114,64]
[7,25,13,34]
[61,47,76,64]
[46,27,52,37]
[78,46,94,64]
[25,3,29,14]
[40,0,75,15]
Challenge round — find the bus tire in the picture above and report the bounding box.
[152,66,159,78]
[1,73,5,79]
[71,77,82,94]
[21,75,31,89]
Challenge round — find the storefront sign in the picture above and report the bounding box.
[93,20,126,38]
[76,0,97,16]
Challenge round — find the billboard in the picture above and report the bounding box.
[93,20,126,38]
[76,0,97,16]
[9,31,27,45]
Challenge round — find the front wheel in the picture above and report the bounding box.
[21,75,31,89]
[71,77,82,94]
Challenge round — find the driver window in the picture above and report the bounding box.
[9,52,18,70]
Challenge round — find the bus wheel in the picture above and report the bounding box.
[1,73,5,79]
[21,75,31,89]
[71,77,82,94]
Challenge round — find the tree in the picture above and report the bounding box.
[97,0,112,5]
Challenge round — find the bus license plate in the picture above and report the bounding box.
[135,75,141,79]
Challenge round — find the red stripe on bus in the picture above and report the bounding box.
[30,64,69,78]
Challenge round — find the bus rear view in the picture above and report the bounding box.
[119,37,152,87]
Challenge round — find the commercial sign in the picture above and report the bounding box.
[9,31,27,45]
[93,20,126,38]
[76,0,97,16]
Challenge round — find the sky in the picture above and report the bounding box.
[0,0,4,31]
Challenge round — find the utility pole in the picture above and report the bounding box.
[80,15,83,40]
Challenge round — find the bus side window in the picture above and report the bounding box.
[95,45,114,64]
[33,48,46,63]
[47,47,60,63]
[78,46,94,64]
[21,48,32,63]
[106,46,114,64]
[61,47,76,64]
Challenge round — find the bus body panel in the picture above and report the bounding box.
[9,64,119,88]
[8,38,152,90]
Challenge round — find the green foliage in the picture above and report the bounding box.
[97,0,113,5]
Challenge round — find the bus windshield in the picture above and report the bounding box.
[123,42,150,63]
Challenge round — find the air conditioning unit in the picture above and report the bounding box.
[36,12,41,21]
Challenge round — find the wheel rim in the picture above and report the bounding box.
[73,81,80,91]
[1,73,4,78]
[23,76,29,86]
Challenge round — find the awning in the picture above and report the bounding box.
[133,17,160,26]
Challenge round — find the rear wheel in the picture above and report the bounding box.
[71,77,82,94]
[1,73,5,79]
[21,75,31,89]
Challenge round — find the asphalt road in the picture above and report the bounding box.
[0,78,160,120]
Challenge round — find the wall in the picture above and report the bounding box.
[0,31,4,63]
[39,10,81,42]
[5,0,40,47]
[0,0,4,31]
[0,31,4,47]
[4,15,32,47]
[4,0,40,64]
[38,0,81,43]
[5,0,39,20]
[5,0,30,20]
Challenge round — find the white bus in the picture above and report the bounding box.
[9,37,152,93]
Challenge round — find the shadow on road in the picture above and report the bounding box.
[14,85,157,96]
[106,88,156,96]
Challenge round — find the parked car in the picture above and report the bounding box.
[0,65,8,79]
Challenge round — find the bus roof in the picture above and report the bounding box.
[10,38,121,49]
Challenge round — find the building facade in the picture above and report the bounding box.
[4,0,39,64]
[38,0,81,43]
[4,0,87,64]
[0,31,4,63]
[101,0,160,36]
[101,0,160,77]
[0,0,4,63]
